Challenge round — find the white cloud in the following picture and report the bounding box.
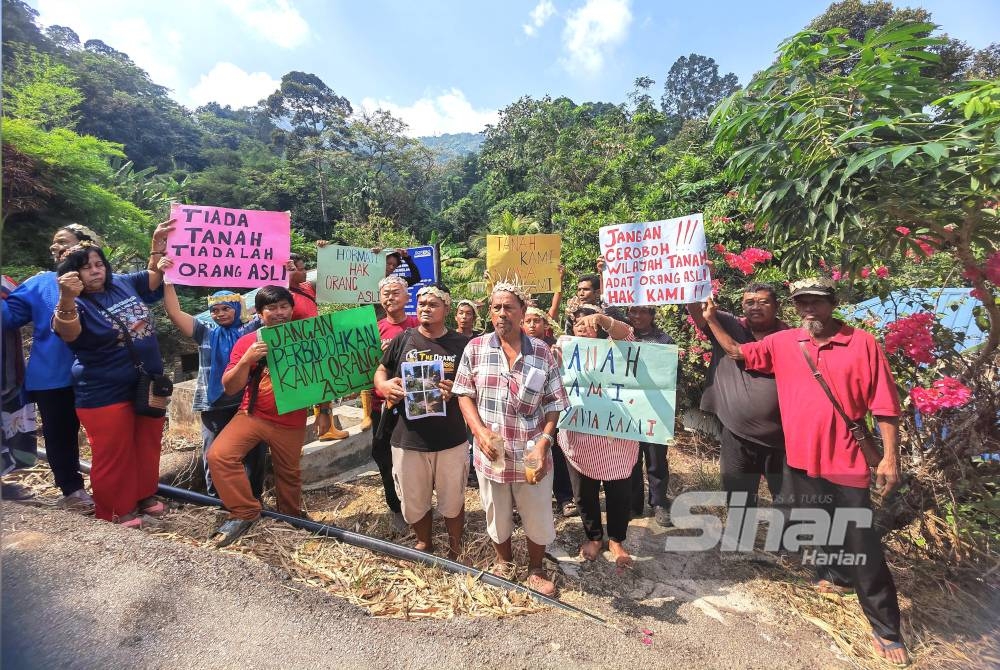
[35,1,184,93]
[187,62,280,108]
[561,0,632,75]
[221,0,309,49]
[523,0,557,37]
[360,90,498,137]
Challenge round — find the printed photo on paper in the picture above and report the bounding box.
[401,360,447,420]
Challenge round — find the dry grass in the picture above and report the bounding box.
[8,429,998,667]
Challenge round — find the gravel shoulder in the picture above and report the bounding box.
[1,501,846,670]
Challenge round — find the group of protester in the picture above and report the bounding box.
[0,221,910,665]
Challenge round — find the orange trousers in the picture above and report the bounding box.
[207,412,305,521]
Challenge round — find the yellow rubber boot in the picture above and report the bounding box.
[359,390,373,431]
[314,406,348,441]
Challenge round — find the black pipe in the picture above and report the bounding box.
[39,448,604,624]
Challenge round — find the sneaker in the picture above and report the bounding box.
[1,481,34,501]
[390,511,409,535]
[61,488,95,514]
[653,505,671,527]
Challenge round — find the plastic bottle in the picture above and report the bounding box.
[523,439,541,485]
[489,422,505,470]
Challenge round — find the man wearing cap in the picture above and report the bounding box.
[702,277,909,667]
[373,283,470,559]
[687,283,788,511]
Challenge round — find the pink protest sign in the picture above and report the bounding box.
[599,213,712,306]
[164,203,291,288]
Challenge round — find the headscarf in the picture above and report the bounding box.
[206,291,245,404]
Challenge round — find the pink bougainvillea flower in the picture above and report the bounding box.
[884,312,936,365]
[702,352,712,363]
[985,251,1000,285]
[962,265,984,282]
[910,377,972,415]
[875,266,889,279]
[831,269,843,281]
[713,243,727,254]
[860,267,871,279]
[895,226,911,236]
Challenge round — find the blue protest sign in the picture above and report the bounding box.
[392,245,438,315]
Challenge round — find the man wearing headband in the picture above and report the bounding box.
[703,278,909,666]
[374,283,471,559]
[454,281,569,595]
[454,299,481,338]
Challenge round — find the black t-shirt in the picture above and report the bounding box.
[700,311,785,449]
[381,328,470,452]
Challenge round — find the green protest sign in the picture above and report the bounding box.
[557,336,678,445]
[316,244,384,304]
[260,305,381,414]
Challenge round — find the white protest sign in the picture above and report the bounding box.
[599,214,712,306]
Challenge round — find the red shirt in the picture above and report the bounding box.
[227,332,308,428]
[289,283,317,320]
[373,315,419,409]
[740,324,900,488]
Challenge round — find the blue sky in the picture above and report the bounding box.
[27,0,999,136]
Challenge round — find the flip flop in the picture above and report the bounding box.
[138,498,168,518]
[871,634,911,667]
[812,579,856,597]
[212,518,256,548]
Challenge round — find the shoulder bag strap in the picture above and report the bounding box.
[798,340,857,427]
[81,294,145,372]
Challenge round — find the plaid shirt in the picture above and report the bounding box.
[453,332,568,483]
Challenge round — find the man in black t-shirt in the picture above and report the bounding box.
[687,283,788,508]
[373,283,470,560]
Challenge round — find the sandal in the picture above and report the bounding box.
[871,634,911,667]
[212,518,256,548]
[114,513,143,529]
[812,579,856,597]
[138,497,168,518]
[489,561,518,580]
[526,569,557,597]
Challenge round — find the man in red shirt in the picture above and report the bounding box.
[702,277,908,666]
[208,285,333,547]
[370,275,419,534]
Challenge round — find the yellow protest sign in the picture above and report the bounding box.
[486,234,561,293]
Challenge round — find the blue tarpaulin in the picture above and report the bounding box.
[844,287,986,353]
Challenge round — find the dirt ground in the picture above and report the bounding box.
[2,432,997,669]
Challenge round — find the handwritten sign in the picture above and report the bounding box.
[164,203,290,288]
[557,336,677,445]
[391,245,437,316]
[260,306,381,414]
[599,214,711,305]
[317,245,384,304]
[486,234,561,293]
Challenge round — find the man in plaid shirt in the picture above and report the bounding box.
[454,283,568,596]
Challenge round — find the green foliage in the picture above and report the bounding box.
[2,46,82,129]
[661,53,740,121]
[3,117,153,263]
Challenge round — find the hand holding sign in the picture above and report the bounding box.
[599,214,712,306]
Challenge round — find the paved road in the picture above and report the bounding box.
[1,503,845,669]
